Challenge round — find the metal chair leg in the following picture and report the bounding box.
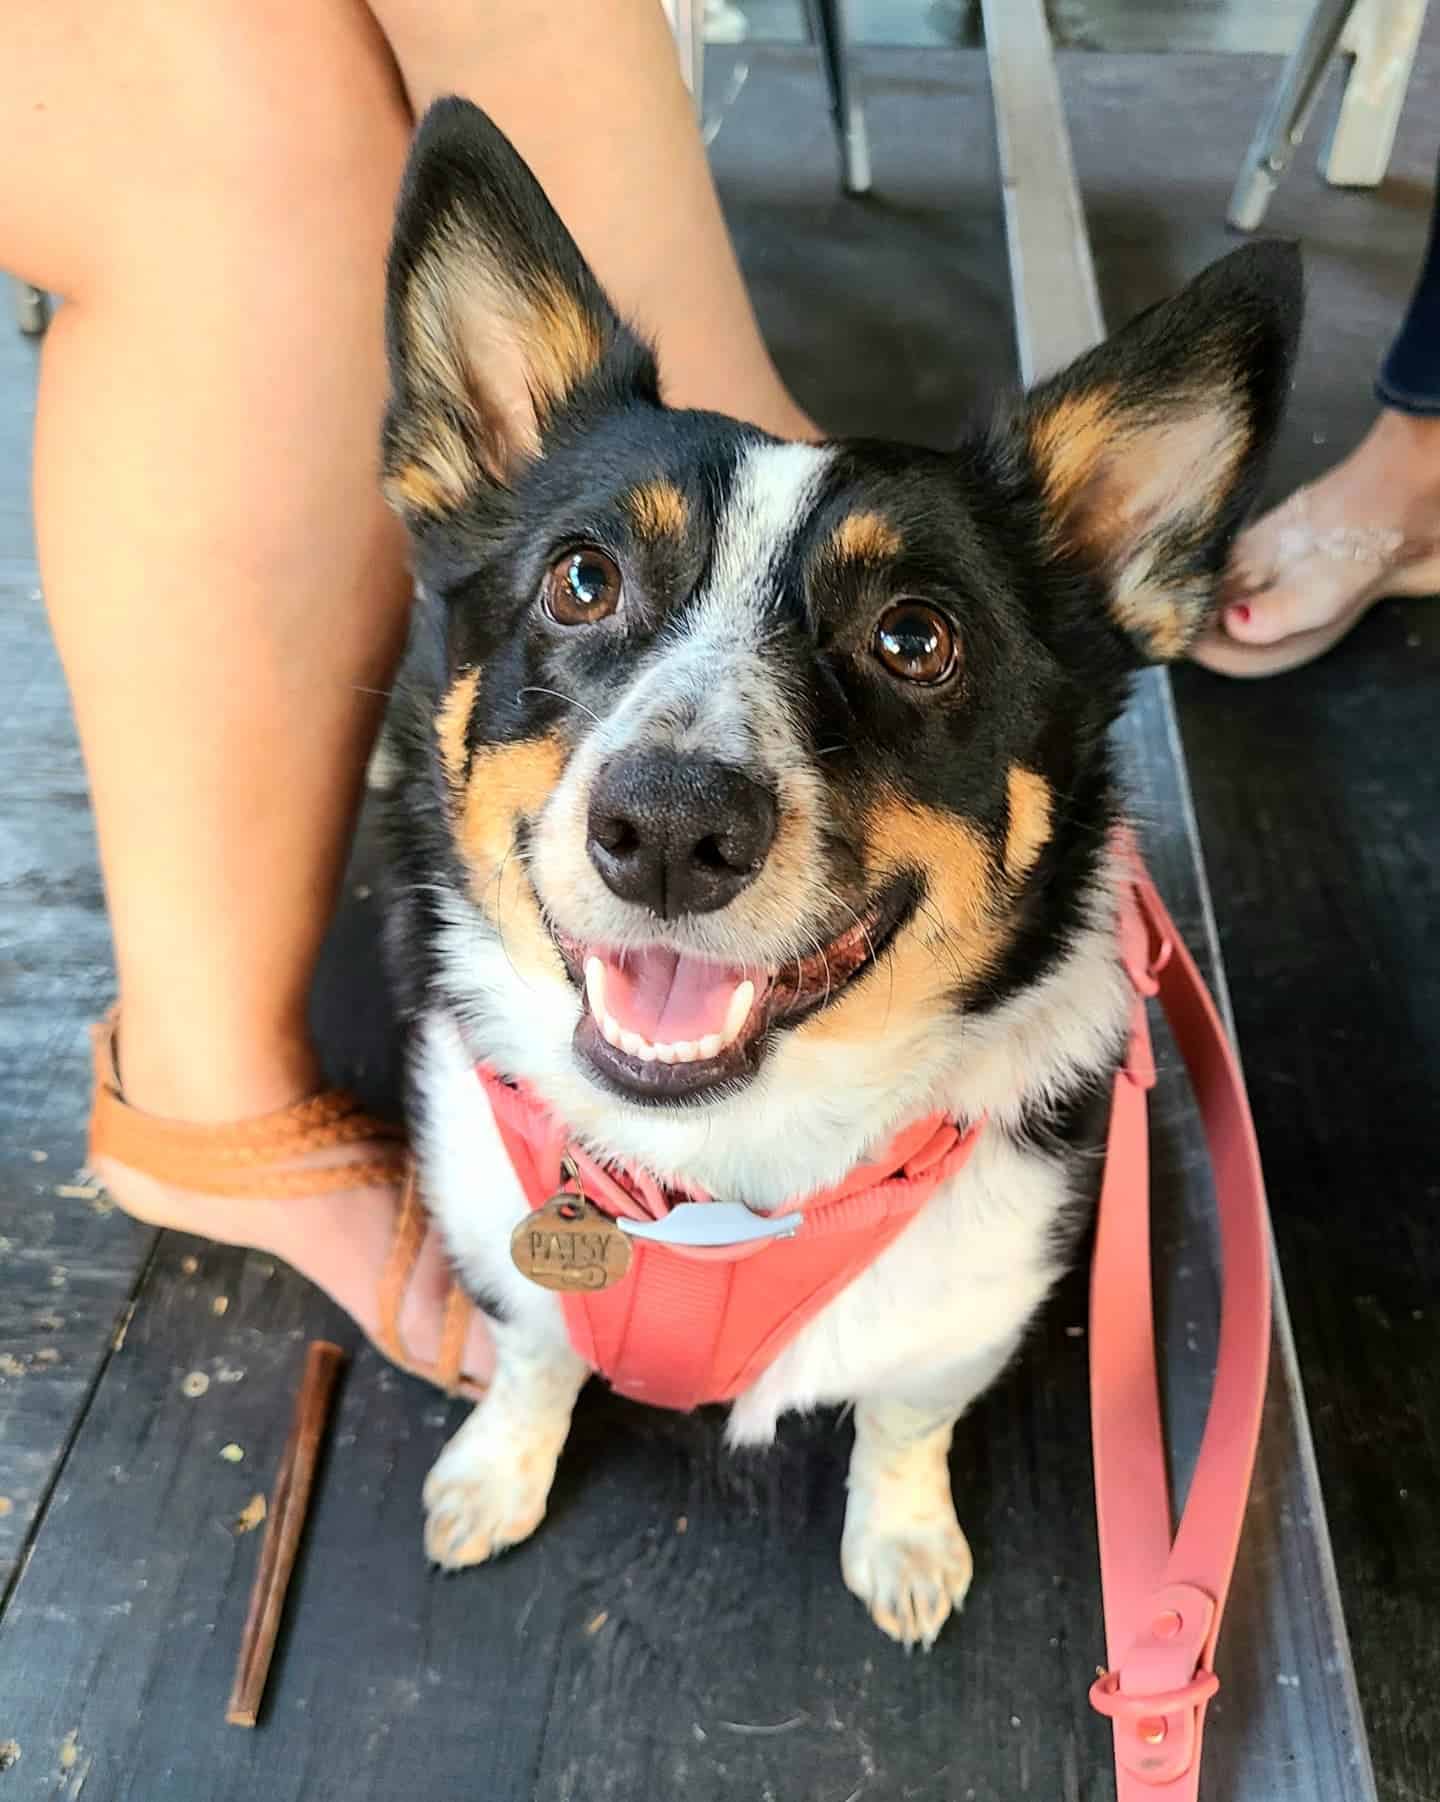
[1322,0,1428,189]
[805,0,872,195]
[661,0,705,123]
[1227,0,1356,230]
[12,279,48,337]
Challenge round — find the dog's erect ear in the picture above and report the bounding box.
[382,98,659,521]
[1018,241,1302,664]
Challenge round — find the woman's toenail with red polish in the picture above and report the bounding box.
[1229,603,1252,627]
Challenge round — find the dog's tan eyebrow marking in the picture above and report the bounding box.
[626,479,690,540]
[1004,767,1053,878]
[828,510,903,564]
[436,667,483,785]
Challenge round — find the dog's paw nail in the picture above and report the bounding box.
[422,1469,549,1570]
[842,1518,973,1650]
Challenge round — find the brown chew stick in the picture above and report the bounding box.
[226,1340,346,1727]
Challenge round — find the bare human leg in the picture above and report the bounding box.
[7,0,491,1383]
[5,0,812,1385]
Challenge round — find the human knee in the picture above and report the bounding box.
[1,2,409,303]
[152,10,410,264]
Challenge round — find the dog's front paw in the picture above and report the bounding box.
[422,1423,560,1570]
[841,1508,973,1650]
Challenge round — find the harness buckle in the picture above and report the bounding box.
[1089,1584,1218,1786]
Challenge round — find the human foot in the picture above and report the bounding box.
[1193,409,1440,678]
[88,1016,494,1395]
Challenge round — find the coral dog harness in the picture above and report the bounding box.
[480,847,1271,1801]
[484,1076,983,1412]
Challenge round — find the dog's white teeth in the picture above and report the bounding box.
[593,979,758,1066]
[722,980,756,1045]
[584,957,607,1019]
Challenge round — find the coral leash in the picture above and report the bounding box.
[482,839,1274,1791]
[1089,851,1273,1796]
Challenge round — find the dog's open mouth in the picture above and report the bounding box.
[555,877,914,1102]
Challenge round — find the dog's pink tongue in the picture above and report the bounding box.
[603,947,742,1043]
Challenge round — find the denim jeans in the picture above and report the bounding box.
[1375,153,1440,417]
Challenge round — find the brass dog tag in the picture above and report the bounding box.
[511,1193,634,1293]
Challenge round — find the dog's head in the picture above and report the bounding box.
[383,100,1299,1177]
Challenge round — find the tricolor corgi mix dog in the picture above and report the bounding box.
[380,100,1299,1648]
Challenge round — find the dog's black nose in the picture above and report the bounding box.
[587,751,778,918]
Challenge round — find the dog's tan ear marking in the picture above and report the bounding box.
[390,450,473,522]
[829,510,903,565]
[1019,241,1303,665]
[1027,385,1248,662]
[386,224,609,516]
[1026,388,1118,512]
[383,100,658,524]
[627,480,690,541]
[528,272,608,408]
[1004,767,1053,879]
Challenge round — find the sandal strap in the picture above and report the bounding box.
[88,1015,406,1200]
[89,1012,483,1398]
[376,1164,430,1369]
[437,1284,473,1395]
[376,1166,482,1398]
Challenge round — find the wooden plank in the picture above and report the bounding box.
[979,0,1104,379]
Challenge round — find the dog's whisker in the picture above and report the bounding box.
[517,684,602,725]
[487,843,538,994]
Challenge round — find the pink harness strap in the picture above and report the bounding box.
[480,1071,983,1410]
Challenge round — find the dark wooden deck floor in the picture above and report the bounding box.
[2,44,1435,1802]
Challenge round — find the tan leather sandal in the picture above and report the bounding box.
[87,1011,486,1399]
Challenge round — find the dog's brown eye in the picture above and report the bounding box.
[544,547,622,625]
[873,603,957,685]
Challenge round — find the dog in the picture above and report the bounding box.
[378,98,1299,1649]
